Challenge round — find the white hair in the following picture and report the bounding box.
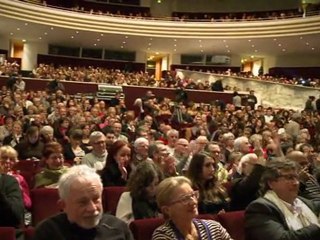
[234,136,249,152]
[237,153,258,175]
[134,137,149,149]
[40,125,54,135]
[166,129,179,137]
[58,165,102,200]
[89,131,105,144]
[222,132,235,142]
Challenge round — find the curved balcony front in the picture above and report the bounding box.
[1,0,320,39]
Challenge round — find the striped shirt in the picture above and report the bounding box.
[152,219,233,240]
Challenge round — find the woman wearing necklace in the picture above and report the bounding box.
[152,176,232,240]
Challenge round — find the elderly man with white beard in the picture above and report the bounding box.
[33,165,133,240]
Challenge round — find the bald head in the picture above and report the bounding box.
[286,151,309,168]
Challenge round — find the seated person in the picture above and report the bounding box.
[0,145,31,209]
[230,153,266,210]
[33,165,133,240]
[0,156,24,238]
[245,160,320,240]
[101,140,132,187]
[82,131,107,171]
[187,152,230,214]
[34,142,69,188]
[15,125,44,160]
[152,176,232,240]
[116,161,163,224]
[63,128,88,164]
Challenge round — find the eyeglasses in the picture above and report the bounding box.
[170,190,199,206]
[278,174,299,181]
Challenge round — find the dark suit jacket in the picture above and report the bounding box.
[245,197,320,240]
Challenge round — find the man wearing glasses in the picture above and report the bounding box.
[245,160,320,240]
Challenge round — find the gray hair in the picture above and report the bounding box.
[234,136,249,152]
[237,153,258,175]
[40,125,54,135]
[134,137,149,149]
[166,129,179,137]
[222,132,235,142]
[89,131,105,145]
[58,165,102,200]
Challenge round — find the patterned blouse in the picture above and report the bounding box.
[152,219,233,240]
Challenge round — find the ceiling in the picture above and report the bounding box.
[0,14,319,60]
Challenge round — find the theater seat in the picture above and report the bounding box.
[102,186,126,215]
[0,227,16,240]
[30,188,61,226]
[130,217,165,240]
[217,211,245,240]
[24,227,35,240]
[129,214,217,240]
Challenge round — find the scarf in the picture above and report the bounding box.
[264,190,320,230]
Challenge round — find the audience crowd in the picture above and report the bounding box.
[1,59,320,239]
[20,0,320,21]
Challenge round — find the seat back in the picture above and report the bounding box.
[30,188,61,226]
[129,214,217,240]
[130,217,165,240]
[24,227,35,240]
[217,211,245,240]
[0,227,16,240]
[102,186,126,215]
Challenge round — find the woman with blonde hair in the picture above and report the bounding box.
[0,145,31,209]
[152,176,232,240]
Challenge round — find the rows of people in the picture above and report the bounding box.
[1,77,320,239]
[20,0,320,21]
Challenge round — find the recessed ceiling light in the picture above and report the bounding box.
[22,39,26,42]
[174,44,177,47]
[300,36,303,39]
[227,50,230,53]
[225,45,229,48]
[76,31,79,34]
[71,36,74,39]
[97,39,100,41]
[121,46,124,48]
[101,33,104,36]
[150,38,153,40]
[306,42,309,45]
[174,39,177,41]
[282,48,286,51]
[94,43,97,46]
[200,45,202,48]
[199,40,202,42]
[44,32,48,35]
[156,52,159,55]
[312,47,315,50]
[122,41,126,44]
[39,37,42,40]
[223,40,226,42]
[10,32,13,35]
[251,45,255,48]
[125,36,128,38]
[200,49,203,52]
[50,27,54,30]
[17,28,20,31]
[248,39,251,42]
[278,43,282,47]
[273,38,277,41]
[147,48,150,50]
[25,23,28,26]
[174,49,176,51]
[148,43,151,46]
[254,49,258,52]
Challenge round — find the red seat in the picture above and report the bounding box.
[102,186,126,215]
[13,160,39,172]
[217,211,245,240]
[24,227,35,240]
[0,227,16,240]
[30,188,61,226]
[129,214,217,240]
